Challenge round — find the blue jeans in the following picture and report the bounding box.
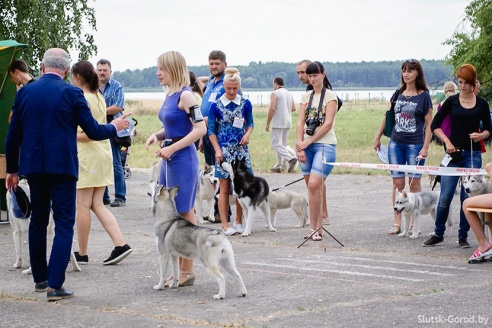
[388,140,425,178]
[104,138,126,202]
[299,143,336,178]
[434,150,482,239]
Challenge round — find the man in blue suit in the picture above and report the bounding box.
[5,48,131,301]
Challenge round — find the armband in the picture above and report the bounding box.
[188,105,204,123]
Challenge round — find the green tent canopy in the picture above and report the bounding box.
[0,40,27,213]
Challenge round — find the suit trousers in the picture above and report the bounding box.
[27,173,76,289]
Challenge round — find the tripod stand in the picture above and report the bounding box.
[296,145,344,248]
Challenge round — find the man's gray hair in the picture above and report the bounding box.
[42,48,70,71]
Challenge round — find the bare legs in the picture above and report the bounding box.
[76,187,127,256]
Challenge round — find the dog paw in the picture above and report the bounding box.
[153,284,164,290]
[22,267,32,275]
[398,232,406,237]
[241,232,251,237]
[269,227,277,232]
[213,293,225,300]
[409,234,420,239]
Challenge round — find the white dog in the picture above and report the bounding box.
[7,180,81,274]
[393,189,452,239]
[268,190,308,228]
[195,164,219,224]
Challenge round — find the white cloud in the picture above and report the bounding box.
[84,0,469,71]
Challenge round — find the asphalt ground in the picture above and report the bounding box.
[1,169,491,328]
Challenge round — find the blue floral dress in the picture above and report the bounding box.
[208,94,254,179]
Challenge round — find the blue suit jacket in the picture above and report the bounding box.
[5,73,117,178]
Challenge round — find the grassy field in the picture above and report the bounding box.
[124,98,447,175]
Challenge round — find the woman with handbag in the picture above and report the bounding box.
[424,64,491,248]
[374,59,433,235]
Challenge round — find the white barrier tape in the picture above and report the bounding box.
[326,162,487,176]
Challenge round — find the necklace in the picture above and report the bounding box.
[404,92,417,100]
[460,96,473,104]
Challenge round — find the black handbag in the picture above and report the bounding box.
[383,88,400,138]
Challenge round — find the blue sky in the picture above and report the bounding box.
[84,0,469,71]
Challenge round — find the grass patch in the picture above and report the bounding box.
[125,99,444,174]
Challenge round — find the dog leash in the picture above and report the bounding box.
[272,177,305,192]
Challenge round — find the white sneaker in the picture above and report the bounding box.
[235,224,245,234]
[223,227,237,236]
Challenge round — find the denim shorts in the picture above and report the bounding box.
[299,143,336,178]
[388,140,425,178]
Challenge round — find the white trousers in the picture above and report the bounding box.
[271,128,295,168]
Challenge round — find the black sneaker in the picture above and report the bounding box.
[103,244,132,265]
[423,235,444,247]
[34,281,49,292]
[103,199,111,206]
[110,199,125,207]
[459,238,471,248]
[74,252,89,265]
[47,287,74,301]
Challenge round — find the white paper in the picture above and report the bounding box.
[377,144,388,164]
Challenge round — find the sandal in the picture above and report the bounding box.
[164,272,195,287]
[312,232,322,241]
[388,224,401,235]
[304,229,315,239]
[468,248,492,261]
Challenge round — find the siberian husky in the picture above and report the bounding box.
[393,189,452,239]
[6,179,81,274]
[463,175,492,197]
[221,158,276,237]
[195,164,219,224]
[151,185,247,299]
[268,190,308,228]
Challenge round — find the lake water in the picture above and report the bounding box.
[126,89,410,106]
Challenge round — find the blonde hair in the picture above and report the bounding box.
[157,51,190,94]
[224,67,241,85]
[443,81,457,98]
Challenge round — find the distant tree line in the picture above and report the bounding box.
[113,60,454,91]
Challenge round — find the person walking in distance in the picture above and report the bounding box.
[296,60,329,224]
[265,76,297,173]
[97,59,127,207]
[5,48,131,301]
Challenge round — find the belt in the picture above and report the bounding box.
[163,136,185,147]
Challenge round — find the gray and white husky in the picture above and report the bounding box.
[222,158,276,237]
[151,185,247,299]
[393,189,452,239]
[463,175,492,197]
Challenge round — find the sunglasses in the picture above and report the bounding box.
[404,59,418,64]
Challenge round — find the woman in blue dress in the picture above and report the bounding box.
[145,51,206,286]
[208,67,254,235]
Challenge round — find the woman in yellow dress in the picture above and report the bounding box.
[72,60,132,265]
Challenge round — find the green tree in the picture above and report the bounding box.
[0,0,97,72]
[445,0,492,99]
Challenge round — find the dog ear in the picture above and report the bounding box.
[402,190,407,197]
[169,186,179,199]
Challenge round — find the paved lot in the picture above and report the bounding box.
[0,170,491,327]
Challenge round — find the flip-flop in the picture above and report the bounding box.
[312,233,323,241]
[468,248,492,261]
